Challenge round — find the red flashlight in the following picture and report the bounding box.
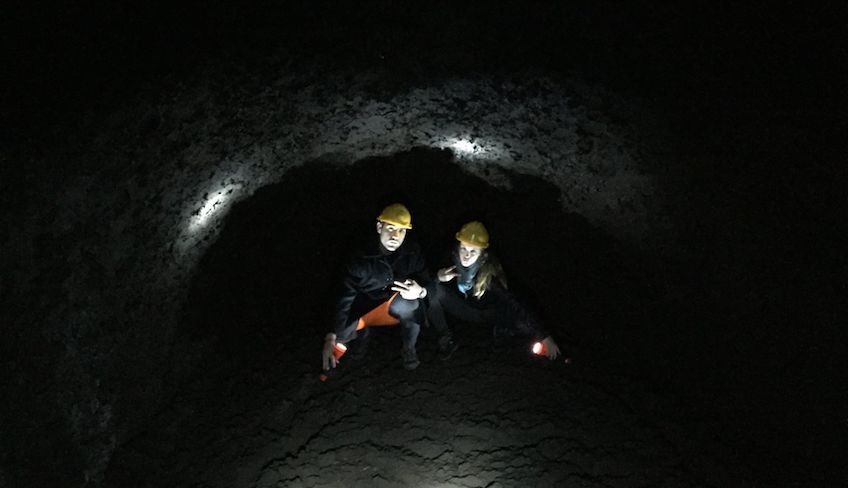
[532,341,573,364]
[333,342,347,360]
[319,343,349,382]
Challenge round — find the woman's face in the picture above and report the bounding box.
[458,243,484,268]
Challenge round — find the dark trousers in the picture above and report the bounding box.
[427,282,515,337]
[337,296,422,349]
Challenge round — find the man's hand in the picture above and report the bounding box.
[541,335,561,360]
[322,333,338,370]
[391,280,426,300]
[437,266,458,282]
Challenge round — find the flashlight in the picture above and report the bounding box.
[319,343,349,382]
[532,341,573,364]
[333,342,347,360]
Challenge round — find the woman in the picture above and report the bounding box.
[428,221,561,360]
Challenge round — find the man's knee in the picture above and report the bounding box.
[389,296,419,319]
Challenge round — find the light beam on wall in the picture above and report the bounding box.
[439,137,506,161]
[188,183,242,233]
[451,138,476,153]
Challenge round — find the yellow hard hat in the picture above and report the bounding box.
[455,221,489,248]
[377,203,413,229]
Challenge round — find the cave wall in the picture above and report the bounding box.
[1,63,671,485]
[3,2,844,486]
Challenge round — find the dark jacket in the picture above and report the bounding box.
[333,238,430,334]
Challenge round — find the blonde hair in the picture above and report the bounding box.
[472,253,508,299]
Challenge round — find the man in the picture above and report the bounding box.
[322,203,430,371]
[428,221,561,360]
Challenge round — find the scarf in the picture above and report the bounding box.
[452,253,482,296]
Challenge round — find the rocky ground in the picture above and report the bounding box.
[104,330,705,488]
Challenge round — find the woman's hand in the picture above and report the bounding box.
[437,266,458,282]
[541,335,560,360]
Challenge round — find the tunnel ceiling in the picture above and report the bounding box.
[102,69,668,261]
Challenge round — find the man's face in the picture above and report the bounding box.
[458,243,483,267]
[377,221,407,252]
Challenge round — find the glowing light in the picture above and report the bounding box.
[451,138,477,154]
[188,183,242,233]
[438,136,506,161]
[532,342,544,355]
[333,343,347,360]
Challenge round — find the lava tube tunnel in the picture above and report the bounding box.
[2,3,844,488]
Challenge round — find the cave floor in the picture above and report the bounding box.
[105,327,711,488]
[99,310,848,488]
